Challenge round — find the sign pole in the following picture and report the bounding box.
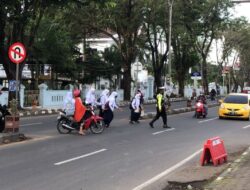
[16,63,19,103]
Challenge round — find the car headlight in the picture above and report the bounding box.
[243,105,249,110]
[220,104,225,109]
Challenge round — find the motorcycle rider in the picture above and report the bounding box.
[196,91,208,115]
[73,89,87,135]
[210,88,216,101]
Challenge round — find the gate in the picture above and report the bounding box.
[24,90,39,107]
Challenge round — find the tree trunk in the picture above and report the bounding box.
[178,77,185,97]
[154,69,162,92]
[123,64,132,101]
[202,58,209,95]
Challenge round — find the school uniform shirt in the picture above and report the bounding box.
[132,94,141,112]
[107,92,119,112]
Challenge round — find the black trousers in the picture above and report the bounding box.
[130,109,141,122]
[103,109,114,127]
[150,107,167,125]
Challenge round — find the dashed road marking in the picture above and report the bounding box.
[198,117,218,123]
[152,128,175,135]
[243,125,250,129]
[54,149,107,166]
[20,122,43,127]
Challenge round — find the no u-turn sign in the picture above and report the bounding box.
[8,42,26,64]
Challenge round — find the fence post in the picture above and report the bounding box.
[39,83,48,108]
[19,84,25,108]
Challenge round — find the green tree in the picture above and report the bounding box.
[181,0,232,94]
[0,0,68,100]
[171,1,201,96]
[67,0,144,100]
[223,21,250,92]
[32,12,79,89]
[141,0,169,90]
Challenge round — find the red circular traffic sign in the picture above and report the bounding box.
[8,42,26,64]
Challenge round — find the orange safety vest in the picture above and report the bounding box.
[74,97,86,122]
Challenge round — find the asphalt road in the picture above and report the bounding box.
[0,101,250,190]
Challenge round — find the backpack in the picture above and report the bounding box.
[129,98,134,110]
[104,101,110,110]
[96,97,101,109]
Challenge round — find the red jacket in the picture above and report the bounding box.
[74,97,86,122]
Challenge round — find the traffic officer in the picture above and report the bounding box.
[149,86,171,128]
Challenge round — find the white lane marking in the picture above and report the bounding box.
[243,125,250,129]
[20,122,43,127]
[132,149,203,190]
[152,128,175,135]
[198,117,218,123]
[54,149,107,166]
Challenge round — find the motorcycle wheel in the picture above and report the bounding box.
[90,120,105,134]
[196,112,201,119]
[57,119,72,134]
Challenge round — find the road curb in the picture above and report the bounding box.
[17,98,189,118]
[204,146,250,190]
[141,103,219,119]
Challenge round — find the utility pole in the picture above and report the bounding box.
[167,0,173,84]
[135,62,140,89]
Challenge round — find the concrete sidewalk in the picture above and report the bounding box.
[205,146,250,190]
[161,145,250,190]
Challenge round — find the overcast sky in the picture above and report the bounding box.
[233,2,250,21]
[208,3,250,65]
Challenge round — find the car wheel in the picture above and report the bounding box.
[245,117,250,121]
[219,116,223,119]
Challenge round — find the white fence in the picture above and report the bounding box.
[0,83,125,109]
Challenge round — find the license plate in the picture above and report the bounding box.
[229,112,235,115]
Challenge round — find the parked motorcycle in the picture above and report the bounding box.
[194,100,207,118]
[0,104,11,132]
[57,106,105,134]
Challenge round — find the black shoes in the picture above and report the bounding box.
[149,122,154,128]
[163,125,171,128]
[130,121,140,124]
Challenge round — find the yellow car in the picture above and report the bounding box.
[218,93,250,120]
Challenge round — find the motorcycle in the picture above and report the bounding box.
[0,104,11,132]
[194,100,207,118]
[57,106,105,134]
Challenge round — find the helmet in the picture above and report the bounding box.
[73,89,81,97]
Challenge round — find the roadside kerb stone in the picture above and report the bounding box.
[141,103,219,119]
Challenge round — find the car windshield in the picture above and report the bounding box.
[224,95,248,104]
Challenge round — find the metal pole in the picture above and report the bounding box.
[168,0,173,84]
[16,63,19,102]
